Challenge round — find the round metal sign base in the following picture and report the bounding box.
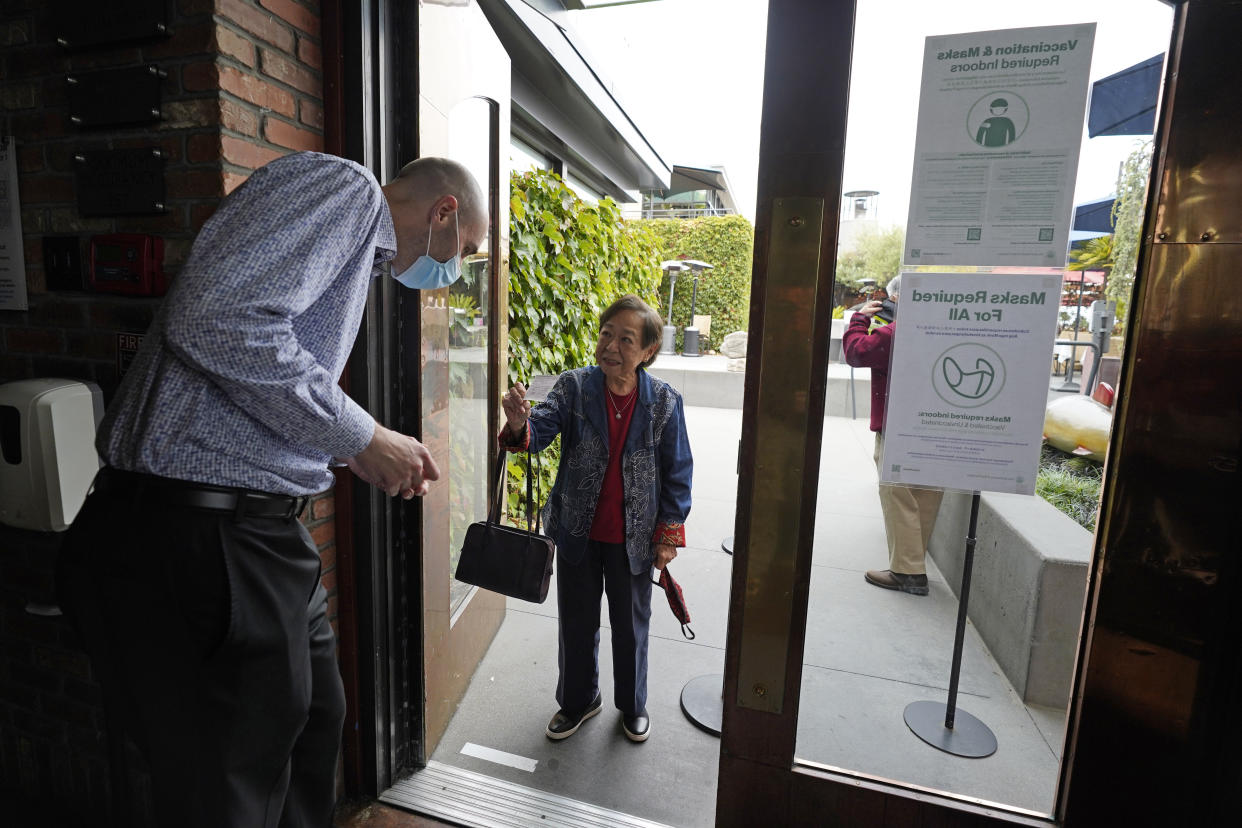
[680,674,723,737]
[904,700,997,758]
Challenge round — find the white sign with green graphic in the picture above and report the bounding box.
[880,271,1063,495]
[903,23,1095,267]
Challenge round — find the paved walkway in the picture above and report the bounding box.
[422,407,1067,827]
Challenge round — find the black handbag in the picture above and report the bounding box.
[454,448,555,603]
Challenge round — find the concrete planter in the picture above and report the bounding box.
[649,354,871,417]
[928,490,1092,709]
[829,317,846,362]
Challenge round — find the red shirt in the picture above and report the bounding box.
[589,387,638,543]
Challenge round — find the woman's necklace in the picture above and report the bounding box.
[607,386,636,420]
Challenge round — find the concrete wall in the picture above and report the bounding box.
[649,356,871,418]
[929,490,1093,709]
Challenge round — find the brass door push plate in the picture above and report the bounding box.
[737,197,824,714]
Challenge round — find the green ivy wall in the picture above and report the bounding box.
[505,169,663,512]
[641,215,755,351]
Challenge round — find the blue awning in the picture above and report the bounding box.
[1088,54,1164,137]
[1074,197,1116,233]
[1069,230,1110,249]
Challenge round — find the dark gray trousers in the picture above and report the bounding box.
[56,481,345,828]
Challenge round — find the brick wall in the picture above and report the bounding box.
[0,0,335,820]
[1,0,325,389]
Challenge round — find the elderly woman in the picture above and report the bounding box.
[500,294,692,743]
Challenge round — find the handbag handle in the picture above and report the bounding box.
[525,448,542,534]
[487,448,507,525]
[488,442,542,534]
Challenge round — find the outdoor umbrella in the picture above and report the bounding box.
[652,566,694,640]
[1062,270,1106,286]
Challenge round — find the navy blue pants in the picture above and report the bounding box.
[556,540,653,717]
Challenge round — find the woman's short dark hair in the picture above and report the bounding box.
[600,294,663,369]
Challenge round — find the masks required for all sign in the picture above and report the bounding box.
[880,271,1063,495]
[903,23,1095,267]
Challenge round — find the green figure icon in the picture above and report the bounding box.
[942,355,996,399]
[974,98,1016,147]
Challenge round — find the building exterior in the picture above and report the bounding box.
[836,188,881,252]
[638,164,739,218]
[479,0,671,205]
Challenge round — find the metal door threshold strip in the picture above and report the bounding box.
[381,760,676,828]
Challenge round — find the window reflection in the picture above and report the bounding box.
[509,135,551,172]
[447,99,494,613]
[565,172,602,204]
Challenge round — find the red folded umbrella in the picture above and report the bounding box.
[652,565,694,640]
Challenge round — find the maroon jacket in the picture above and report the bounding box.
[842,312,893,433]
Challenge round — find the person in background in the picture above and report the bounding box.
[56,152,485,827]
[843,274,943,596]
[499,295,693,743]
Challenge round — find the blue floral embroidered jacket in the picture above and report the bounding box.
[501,366,692,575]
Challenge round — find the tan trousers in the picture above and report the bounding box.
[874,433,944,575]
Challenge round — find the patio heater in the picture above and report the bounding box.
[1057,271,1090,392]
[683,278,702,357]
[679,260,714,357]
[659,261,687,355]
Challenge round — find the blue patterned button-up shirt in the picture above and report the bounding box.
[97,152,396,495]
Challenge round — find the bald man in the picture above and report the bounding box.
[56,151,485,827]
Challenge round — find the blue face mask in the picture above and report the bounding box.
[394,213,461,290]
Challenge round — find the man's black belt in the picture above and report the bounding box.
[94,467,310,520]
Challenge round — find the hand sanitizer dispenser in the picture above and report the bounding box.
[0,378,104,532]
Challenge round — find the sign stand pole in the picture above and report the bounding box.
[903,491,998,758]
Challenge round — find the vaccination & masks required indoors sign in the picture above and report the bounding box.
[880,271,1063,495]
[903,23,1095,268]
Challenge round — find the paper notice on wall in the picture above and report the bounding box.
[903,24,1096,267]
[880,270,1064,495]
[0,137,29,311]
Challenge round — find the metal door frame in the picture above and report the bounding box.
[331,0,415,795]
[332,0,510,796]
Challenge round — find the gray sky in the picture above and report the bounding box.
[571,0,1174,226]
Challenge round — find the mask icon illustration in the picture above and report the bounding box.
[942,356,996,400]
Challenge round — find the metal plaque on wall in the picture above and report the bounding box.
[56,0,170,51]
[68,65,166,128]
[74,149,166,217]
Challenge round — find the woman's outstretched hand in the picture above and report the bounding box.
[502,382,532,435]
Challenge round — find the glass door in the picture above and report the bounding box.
[792,0,1172,815]
[414,0,512,759]
[716,0,1196,824]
